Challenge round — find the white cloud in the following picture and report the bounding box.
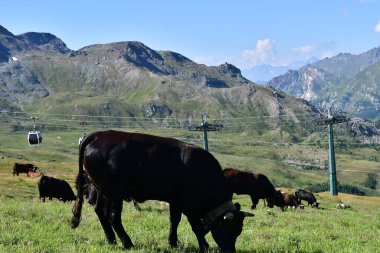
[375,21,380,33]
[291,45,315,53]
[240,39,276,69]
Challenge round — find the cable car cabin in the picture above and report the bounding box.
[28,131,43,146]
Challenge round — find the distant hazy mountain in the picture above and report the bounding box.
[242,57,319,83]
[268,47,380,119]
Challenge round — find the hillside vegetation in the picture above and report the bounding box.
[0,145,379,253]
[0,124,379,196]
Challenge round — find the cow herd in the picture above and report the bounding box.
[13,163,77,202]
[13,130,320,253]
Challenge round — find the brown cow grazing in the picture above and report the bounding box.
[223,168,284,209]
[279,192,303,211]
[13,163,38,176]
[72,130,253,253]
[295,189,319,208]
[38,175,76,202]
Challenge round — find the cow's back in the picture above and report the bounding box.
[39,176,76,201]
[223,168,276,197]
[13,163,32,175]
[295,189,317,205]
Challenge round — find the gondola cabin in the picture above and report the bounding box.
[28,131,43,146]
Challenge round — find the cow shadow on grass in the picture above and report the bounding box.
[138,206,168,214]
[131,242,253,253]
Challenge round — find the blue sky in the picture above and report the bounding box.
[1,0,380,71]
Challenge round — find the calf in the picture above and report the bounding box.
[223,168,283,209]
[279,192,303,211]
[295,189,319,208]
[13,163,38,176]
[38,175,76,202]
[336,202,351,209]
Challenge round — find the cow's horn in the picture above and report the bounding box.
[223,212,234,220]
[242,211,254,217]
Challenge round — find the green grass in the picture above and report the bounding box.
[0,127,380,252]
[0,187,379,253]
[1,126,379,195]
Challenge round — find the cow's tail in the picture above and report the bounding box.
[71,134,93,229]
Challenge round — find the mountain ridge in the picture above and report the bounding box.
[268,46,380,119]
[1,25,377,143]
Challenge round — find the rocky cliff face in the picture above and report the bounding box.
[268,66,340,101]
[268,47,380,119]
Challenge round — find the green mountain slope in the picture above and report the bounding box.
[0,25,324,141]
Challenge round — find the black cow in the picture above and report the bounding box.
[13,163,38,176]
[223,168,284,209]
[295,189,319,208]
[38,175,76,202]
[72,130,253,253]
[279,192,303,211]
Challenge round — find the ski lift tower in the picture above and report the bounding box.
[315,107,349,195]
[188,114,223,151]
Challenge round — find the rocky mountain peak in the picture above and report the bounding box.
[0,25,14,37]
[159,51,192,65]
[124,41,163,61]
[17,32,71,53]
[217,62,242,78]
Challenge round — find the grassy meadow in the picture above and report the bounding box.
[0,126,380,252]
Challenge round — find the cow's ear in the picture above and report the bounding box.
[241,211,254,217]
[234,202,241,211]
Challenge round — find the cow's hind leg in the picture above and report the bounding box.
[95,195,116,245]
[109,198,133,249]
[168,203,182,247]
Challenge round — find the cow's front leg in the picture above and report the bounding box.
[168,203,182,247]
[109,198,134,249]
[187,218,209,253]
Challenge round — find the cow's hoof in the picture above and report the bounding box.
[169,240,178,248]
[122,242,134,250]
[107,238,117,245]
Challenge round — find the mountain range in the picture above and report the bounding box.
[0,25,378,142]
[268,47,380,120]
[242,57,319,84]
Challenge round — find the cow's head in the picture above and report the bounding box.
[210,203,253,253]
[312,202,319,208]
[31,165,38,172]
[266,190,284,208]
